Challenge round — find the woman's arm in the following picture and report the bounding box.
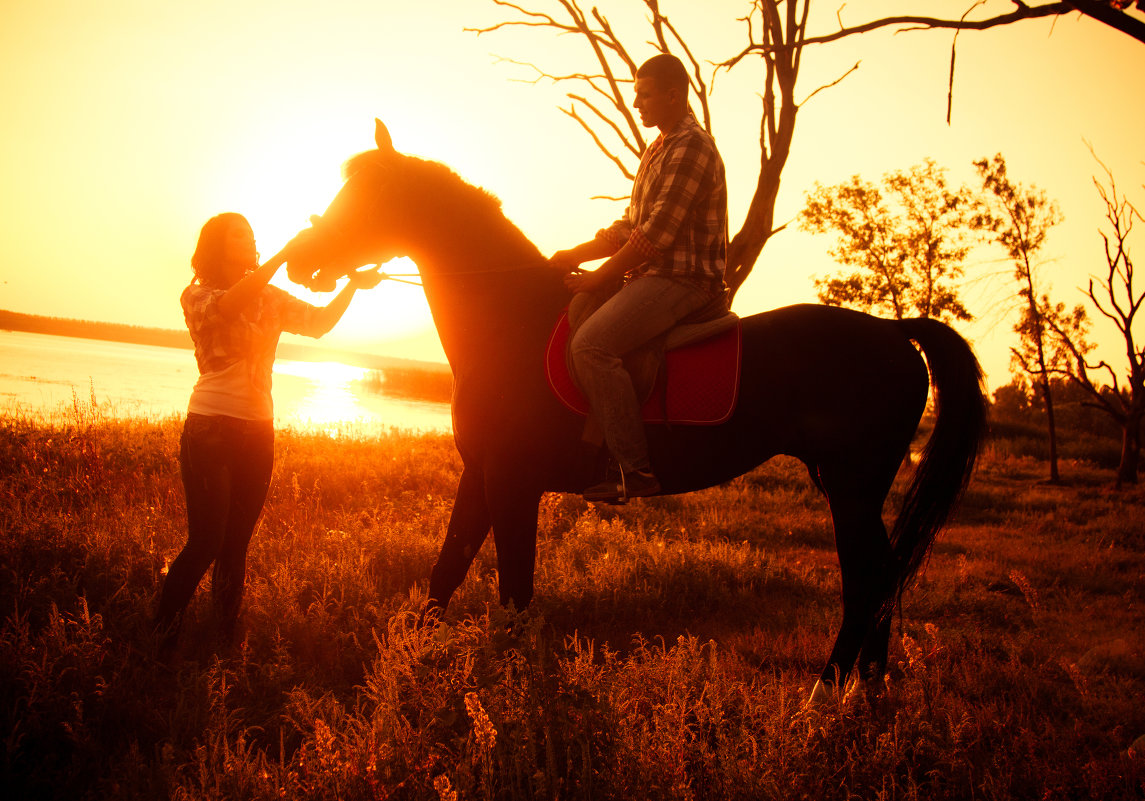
[217,249,288,318]
[310,268,383,336]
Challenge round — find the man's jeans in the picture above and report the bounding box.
[568,276,713,473]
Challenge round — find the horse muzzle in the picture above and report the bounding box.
[285,257,340,292]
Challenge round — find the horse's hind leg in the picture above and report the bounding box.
[859,600,893,686]
[810,460,896,705]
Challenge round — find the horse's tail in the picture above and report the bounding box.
[885,318,989,618]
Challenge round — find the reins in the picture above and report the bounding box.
[371,270,423,287]
[361,261,552,289]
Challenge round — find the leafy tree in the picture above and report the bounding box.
[992,377,1035,420]
[975,153,1068,481]
[1041,159,1144,486]
[798,160,985,322]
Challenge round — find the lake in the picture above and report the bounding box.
[0,330,452,435]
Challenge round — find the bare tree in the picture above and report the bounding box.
[468,0,836,302]
[724,2,1145,50]
[468,1,715,189]
[975,154,1066,482]
[468,2,1138,303]
[1042,159,1144,487]
[725,2,1144,123]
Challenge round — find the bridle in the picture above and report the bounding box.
[303,208,550,290]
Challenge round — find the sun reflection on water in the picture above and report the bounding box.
[0,331,452,436]
[272,359,451,436]
[274,360,366,427]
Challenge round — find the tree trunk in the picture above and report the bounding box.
[724,1,804,303]
[727,173,781,301]
[1040,374,1061,482]
[1116,418,1140,488]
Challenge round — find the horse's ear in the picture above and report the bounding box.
[374,118,396,158]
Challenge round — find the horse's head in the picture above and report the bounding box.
[286,119,406,291]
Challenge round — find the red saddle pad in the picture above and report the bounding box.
[545,311,741,425]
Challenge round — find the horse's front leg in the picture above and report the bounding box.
[427,466,491,614]
[485,470,543,611]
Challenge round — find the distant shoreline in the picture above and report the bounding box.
[0,309,450,375]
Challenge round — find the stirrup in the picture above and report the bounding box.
[583,467,660,504]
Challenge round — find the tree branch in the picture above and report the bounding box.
[566,92,642,161]
[720,1,1145,62]
[466,0,575,35]
[1064,0,1145,42]
[560,104,637,181]
[642,0,713,131]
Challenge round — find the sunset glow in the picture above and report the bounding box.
[4,6,1145,795]
[1,1,1142,390]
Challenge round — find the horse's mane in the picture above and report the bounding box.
[339,148,544,272]
[342,150,505,217]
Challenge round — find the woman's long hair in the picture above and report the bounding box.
[191,212,250,286]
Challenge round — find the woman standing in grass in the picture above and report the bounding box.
[154,212,379,658]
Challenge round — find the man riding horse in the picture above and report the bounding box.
[283,107,988,707]
[550,53,730,504]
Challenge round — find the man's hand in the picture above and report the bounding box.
[563,268,612,294]
[548,249,583,275]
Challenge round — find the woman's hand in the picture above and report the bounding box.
[347,267,383,290]
[312,267,380,336]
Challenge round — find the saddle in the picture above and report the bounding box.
[545,299,742,426]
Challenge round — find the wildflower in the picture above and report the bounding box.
[434,773,458,801]
[956,554,971,584]
[1009,569,1040,611]
[1060,657,1089,697]
[901,632,923,670]
[464,691,497,754]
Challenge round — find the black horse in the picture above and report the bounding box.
[286,120,988,704]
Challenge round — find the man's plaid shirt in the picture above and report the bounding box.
[597,114,728,294]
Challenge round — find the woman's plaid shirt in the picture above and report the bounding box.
[597,114,728,294]
[181,281,323,398]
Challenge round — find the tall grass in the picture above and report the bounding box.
[1,399,1143,799]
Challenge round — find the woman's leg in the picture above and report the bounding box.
[155,415,232,648]
[211,421,273,644]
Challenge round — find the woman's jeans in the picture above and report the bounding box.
[568,276,713,474]
[155,413,273,645]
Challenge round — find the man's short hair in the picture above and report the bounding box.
[636,53,689,94]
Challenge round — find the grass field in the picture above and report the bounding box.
[1,399,1143,800]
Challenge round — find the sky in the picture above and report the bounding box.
[2,0,1143,396]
